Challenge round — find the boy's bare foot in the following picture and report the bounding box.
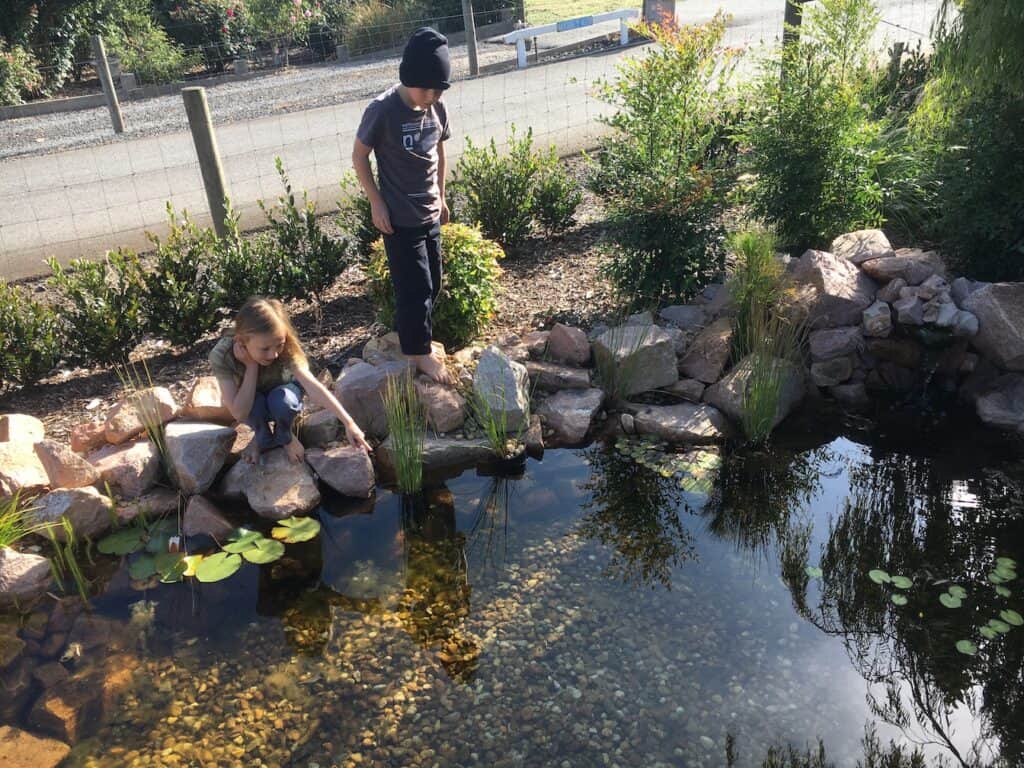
[284,435,306,464]
[413,351,455,386]
[243,440,262,465]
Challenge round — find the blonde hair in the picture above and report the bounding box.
[234,297,308,370]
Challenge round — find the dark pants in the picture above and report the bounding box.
[246,383,304,451]
[383,220,443,356]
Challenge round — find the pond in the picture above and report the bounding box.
[7,403,1024,768]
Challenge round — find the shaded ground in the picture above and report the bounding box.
[0,161,615,443]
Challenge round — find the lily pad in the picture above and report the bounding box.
[159,558,187,584]
[271,516,321,544]
[955,640,978,656]
[996,586,1012,598]
[128,554,157,580]
[980,626,997,640]
[891,594,908,606]
[98,528,145,556]
[948,585,967,600]
[194,552,242,583]
[242,538,285,565]
[805,566,823,579]
[868,569,891,585]
[891,576,913,590]
[939,593,962,609]
[1000,609,1023,627]
[222,530,265,554]
[182,554,203,577]
[996,557,1017,570]
[988,619,1012,634]
[145,532,173,554]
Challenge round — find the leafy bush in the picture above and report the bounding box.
[590,15,737,308]
[142,205,224,346]
[367,222,503,349]
[454,126,541,250]
[216,205,283,308]
[0,280,61,389]
[532,148,583,235]
[153,0,251,70]
[47,250,147,365]
[341,0,427,57]
[107,11,197,85]
[738,0,886,253]
[0,42,44,105]
[260,158,350,314]
[337,173,379,260]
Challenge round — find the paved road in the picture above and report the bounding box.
[0,0,937,279]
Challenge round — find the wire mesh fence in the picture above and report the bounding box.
[0,0,943,280]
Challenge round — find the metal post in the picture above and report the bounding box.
[182,87,230,237]
[781,0,805,83]
[91,35,125,134]
[516,38,528,69]
[620,17,629,45]
[461,0,479,77]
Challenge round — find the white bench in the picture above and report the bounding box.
[502,9,641,69]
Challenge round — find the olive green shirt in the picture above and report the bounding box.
[208,335,296,394]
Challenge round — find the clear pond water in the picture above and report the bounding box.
[7,405,1024,767]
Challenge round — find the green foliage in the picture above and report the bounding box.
[532,148,583,235]
[47,249,146,365]
[271,515,321,543]
[0,41,43,105]
[739,310,805,445]
[933,0,1024,99]
[468,384,526,461]
[592,323,652,406]
[153,0,251,68]
[337,173,379,260]
[367,222,503,349]
[454,126,541,250]
[0,279,61,389]
[106,9,196,84]
[143,205,223,346]
[591,16,736,308]
[215,204,283,309]
[0,493,47,549]
[726,229,783,361]
[382,373,425,494]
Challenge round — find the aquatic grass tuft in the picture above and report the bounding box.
[740,307,806,445]
[116,359,172,482]
[727,228,784,361]
[383,372,426,494]
[0,492,50,549]
[47,518,91,605]
[469,382,528,461]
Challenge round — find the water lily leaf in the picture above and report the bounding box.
[868,569,891,584]
[980,626,997,640]
[994,566,1017,581]
[128,554,157,580]
[996,557,1017,570]
[271,516,321,544]
[195,552,242,583]
[1000,609,1023,627]
[222,530,265,554]
[154,550,184,575]
[891,594,908,606]
[148,518,179,536]
[805,566,823,579]
[955,640,977,656]
[988,572,1006,584]
[146,532,172,554]
[939,593,962,609]
[159,558,187,583]
[242,538,285,564]
[948,585,967,599]
[98,529,145,555]
[183,554,203,577]
[988,619,1011,634]
[891,576,913,590]
[995,586,1012,598]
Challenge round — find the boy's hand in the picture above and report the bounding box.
[371,200,394,235]
[440,199,450,225]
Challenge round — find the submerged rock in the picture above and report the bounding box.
[0,725,70,768]
[629,402,732,444]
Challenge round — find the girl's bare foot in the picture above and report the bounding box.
[243,440,262,465]
[413,351,455,386]
[284,435,306,464]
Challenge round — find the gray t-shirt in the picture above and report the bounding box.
[356,85,451,228]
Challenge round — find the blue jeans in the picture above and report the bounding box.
[246,383,304,451]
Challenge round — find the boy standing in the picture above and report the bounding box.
[353,27,454,385]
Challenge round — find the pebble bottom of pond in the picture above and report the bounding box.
[19,417,1024,768]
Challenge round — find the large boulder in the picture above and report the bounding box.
[306,445,375,499]
[678,317,733,384]
[0,548,53,610]
[30,487,114,541]
[33,440,100,489]
[811,357,854,388]
[163,421,236,495]
[859,248,945,286]
[0,441,50,498]
[703,356,806,431]
[809,326,862,361]
[182,496,234,539]
[181,376,234,424]
[415,377,466,434]
[298,410,342,448]
[473,346,531,433]
[0,725,70,768]
[790,249,877,329]
[525,360,591,392]
[218,448,320,520]
[630,402,732,444]
[103,387,178,445]
[87,439,161,499]
[831,229,894,265]
[974,374,1024,435]
[0,414,45,444]
[538,388,605,444]
[593,325,679,395]
[334,360,414,438]
[547,323,590,365]
[658,305,707,332]
[962,283,1024,371]
[363,332,446,367]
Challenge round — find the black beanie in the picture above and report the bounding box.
[399,27,451,91]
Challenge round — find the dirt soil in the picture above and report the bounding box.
[0,161,618,444]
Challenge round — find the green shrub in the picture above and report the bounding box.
[367,222,503,349]
[532,148,583,235]
[0,42,44,106]
[590,15,737,308]
[143,205,224,346]
[153,0,251,70]
[341,0,428,57]
[738,0,886,252]
[0,280,61,389]
[216,206,283,309]
[47,250,147,365]
[337,173,379,260]
[454,126,541,250]
[107,10,197,84]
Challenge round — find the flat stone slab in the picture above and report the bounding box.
[831,229,894,265]
[375,436,494,482]
[538,388,605,444]
[526,360,591,392]
[629,402,732,444]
